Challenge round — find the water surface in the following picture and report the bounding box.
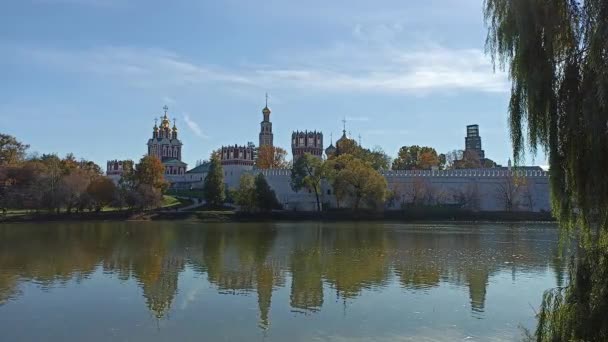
[0,222,564,341]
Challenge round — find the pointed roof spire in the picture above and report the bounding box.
[262,93,271,115]
[162,106,169,122]
[341,117,347,137]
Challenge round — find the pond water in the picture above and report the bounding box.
[0,222,564,341]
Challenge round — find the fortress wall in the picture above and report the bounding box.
[202,166,551,213]
[383,173,550,212]
[258,169,551,212]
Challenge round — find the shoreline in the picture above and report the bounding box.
[0,209,555,224]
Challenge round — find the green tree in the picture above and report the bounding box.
[325,154,354,209]
[291,154,325,212]
[0,134,29,166]
[234,173,256,212]
[331,156,387,211]
[332,136,390,171]
[485,1,608,340]
[438,153,446,170]
[359,146,391,170]
[203,155,225,208]
[254,173,280,212]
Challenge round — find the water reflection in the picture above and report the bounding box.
[0,222,565,334]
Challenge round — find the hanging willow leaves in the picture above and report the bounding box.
[484,0,608,340]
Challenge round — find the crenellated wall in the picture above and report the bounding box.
[381,169,550,212]
[237,168,552,212]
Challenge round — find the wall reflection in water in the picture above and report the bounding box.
[0,222,565,330]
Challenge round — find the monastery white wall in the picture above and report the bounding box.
[381,169,550,212]
[253,169,319,211]
[174,165,551,213]
[252,168,551,213]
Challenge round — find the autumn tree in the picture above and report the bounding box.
[255,145,289,169]
[134,155,167,191]
[392,145,441,170]
[87,177,117,212]
[59,169,91,213]
[335,138,359,156]
[291,154,326,212]
[202,154,225,208]
[132,155,167,210]
[0,133,29,166]
[0,151,105,213]
[485,1,608,339]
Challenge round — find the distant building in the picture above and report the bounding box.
[106,106,211,189]
[325,133,337,158]
[147,106,188,175]
[220,145,256,166]
[106,159,133,184]
[220,144,256,187]
[259,94,274,148]
[465,124,485,160]
[291,131,323,162]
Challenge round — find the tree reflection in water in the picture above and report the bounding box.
[0,222,565,330]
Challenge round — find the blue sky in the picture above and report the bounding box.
[0,0,545,170]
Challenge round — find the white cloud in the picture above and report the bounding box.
[346,116,370,122]
[183,114,208,139]
[12,45,253,88]
[180,282,205,311]
[6,38,507,95]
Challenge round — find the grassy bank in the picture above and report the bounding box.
[1,206,554,224]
